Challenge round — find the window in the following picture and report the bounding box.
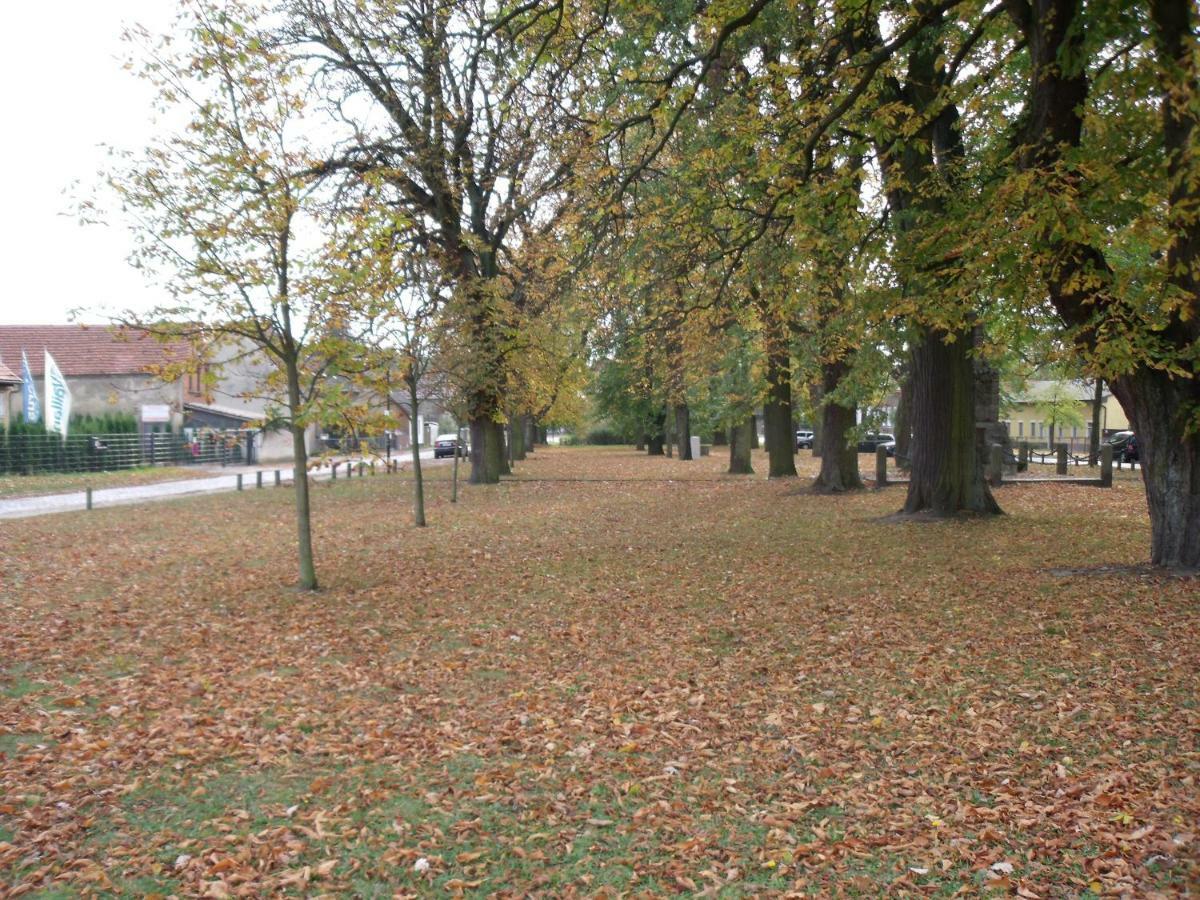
[185,366,207,398]
[1018,421,1024,437]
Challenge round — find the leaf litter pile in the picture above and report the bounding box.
[1,447,1196,897]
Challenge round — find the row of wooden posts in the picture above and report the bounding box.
[873,443,1117,488]
[83,458,403,510]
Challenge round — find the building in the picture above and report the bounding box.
[0,324,193,426]
[0,325,319,463]
[1003,380,1131,450]
[0,359,20,430]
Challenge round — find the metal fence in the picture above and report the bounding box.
[0,430,258,475]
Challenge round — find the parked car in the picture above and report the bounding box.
[434,435,465,458]
[1104,431,1137,461]
[857,432,896,453]
[795,429,815,450]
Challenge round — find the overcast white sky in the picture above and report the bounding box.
[0,1,176,327]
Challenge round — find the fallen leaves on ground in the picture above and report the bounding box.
[0,447,1196,896]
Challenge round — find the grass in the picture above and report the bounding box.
[0,466,209,499]
[0,446,1196,896]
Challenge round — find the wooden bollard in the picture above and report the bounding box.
[875,445,888,485]
[1100,444,1113,487]
[236,473,244,491]
[331,462,338,480]
[370,461,376,475]
[274,469,281,486]
[358,462,365,478]
[1055,443,1068,475]
[86,487,93,511]
[988,444,1004,486]
[256,471,263,489]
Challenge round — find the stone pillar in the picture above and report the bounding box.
[988,444,1004,486]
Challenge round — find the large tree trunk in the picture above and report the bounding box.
[523,415,537,452]
[496,420,511,475]
[647,410,665,455]
[763,341,797,478]
[409,381,426,527]
[285,358,317,590]
[728,419,754,474]
[973,326,1011,472]
[674,403,692,460]
[510,414,526,462]
[894,368,913,470]
[903,326,1001,515]
[1111,371,1200,567]
[811,360,862,493]
[469,417,504,484]
[1004,0,1197,564]
[711,429,727,446]
[748,413,759,449]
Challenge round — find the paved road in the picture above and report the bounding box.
[0,449,448,520]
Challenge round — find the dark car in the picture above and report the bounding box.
[1104,430,1133,451]
[795,429,815,450]
[1104,431,1139,463]
[857,432,896,453]
[434,435,464,459]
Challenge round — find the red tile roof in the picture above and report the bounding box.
[0,325,193,377]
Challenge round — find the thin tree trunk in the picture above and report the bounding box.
[285,358,317,590]
[408,380,426,527]
[748,414,759,449]
[811,359,863,492]
[451,431,459,503]
[902,326,1001,515]
[894,368,913,471]
[1089,379,1103,465]
[674,403,692,459]
[711,429,727,446]
[728,419,754,474]
[811,381,824,458]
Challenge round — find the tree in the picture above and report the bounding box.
[351,216,451,528]
[1033,382,1086,451]
[287,0,599,484]
[97,0,342,590]
[1003,0,1200,565]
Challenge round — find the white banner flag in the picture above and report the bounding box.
[44,350,72,437]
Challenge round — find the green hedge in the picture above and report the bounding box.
[7,412,141,436]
